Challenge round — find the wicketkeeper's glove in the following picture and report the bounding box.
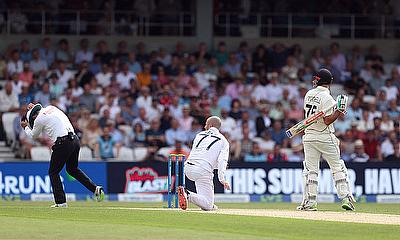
[336,94,348,114]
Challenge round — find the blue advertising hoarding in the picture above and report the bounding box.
[0,162,107,195]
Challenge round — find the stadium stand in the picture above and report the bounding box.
[0,0,399,163]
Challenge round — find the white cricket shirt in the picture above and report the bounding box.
[187,127,230,183]
[303,86,336,135]
[24,105,75,142]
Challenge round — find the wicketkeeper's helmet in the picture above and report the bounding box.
[313,68,333,87]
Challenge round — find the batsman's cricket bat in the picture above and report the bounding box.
[285,102,336,138]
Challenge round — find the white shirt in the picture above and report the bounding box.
[265,84,283,103]
[304,86,336,135]
[24,105,75,142]
[136,95,152,109]
[220,116,236,133]
[7,60,23,75]
[95,72,112,87]
[187,127,229,183]
[251,85,268,102]
[116,72,136,89]
[56,69,74,88]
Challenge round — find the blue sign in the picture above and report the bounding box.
[0,162,107,194]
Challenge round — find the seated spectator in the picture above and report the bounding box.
[75,61,94,87]
[223,53,241,77]
[145,118,166,154]
[267,144,288,162]
[235,125,253,160]
[132,108,150,130]
[39,37,55,66]
[244,143,267,162]
[10,73,23,95]
[350,139,370,162]
[34,82,50,106]
[18,61,33,86]
[30,48,48,76]
[81,118,102,150]
[255,105,271,137]
[80,84,99,113]
[330,42,346,71]
[49,73,64,98]
[18,84,34,106]
[381,112,394,132]
[146,98,163,121]
[121,96,139,124]
[7,49,23,79]
[95,40,113,65]
[127,123,147,148]
[77,108,91,131]
[157,47,172,66]
[75,38,93,64]
[268,120,288,147]
[381,79,398,101]
[20,39,32,61]
[281,56,298,82]
[265,72,283,104]
[95,63,112,88]
[286,99,303,121]
[55,39,73,64]
[381,131,397,158]
[127,52,142,74]
[194,65,211,89]
[225,76,244,99]
[357,110,374,132]
[346,98,363,121]
[165,118,187,146]
[214,41,229,66]
[136,86,152,109]
[55,61,74,89]
[220,108,236,133]
[269,102,285,121]
[99,95,121,121]
[95,126,120,160]
[387,100,400,120]
[178,105,194,132]
[385,143,400,161]
[116,63,136,89]
[334,114,351,136]
[363,130,381,160]
[136,63,152,87]
[229,99,242,120]
[254,131,275,153]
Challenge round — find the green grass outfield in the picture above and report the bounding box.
[0,202,399,240]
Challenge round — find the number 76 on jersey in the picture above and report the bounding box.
[285,102,336,138]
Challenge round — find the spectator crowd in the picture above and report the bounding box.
[0,37,399,162]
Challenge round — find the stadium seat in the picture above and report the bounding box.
[133,147,148,162]
[30,147,51,161]
[116,147,135,161]
[2,112,19,146]
[78,146,94,161]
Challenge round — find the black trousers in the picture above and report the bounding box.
[49,136,97,204]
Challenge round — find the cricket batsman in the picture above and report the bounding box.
[177,116,230,211]
[298,68,355,211]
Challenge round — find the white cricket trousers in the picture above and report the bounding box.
[184,163,215,211]
[303,133,352,200]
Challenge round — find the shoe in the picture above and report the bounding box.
[177,186,188,210]
[94,186,105,202]
[297,201,317,211]
[212,204,218,211]
[341,196,355,211]
[51,203,68,208]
